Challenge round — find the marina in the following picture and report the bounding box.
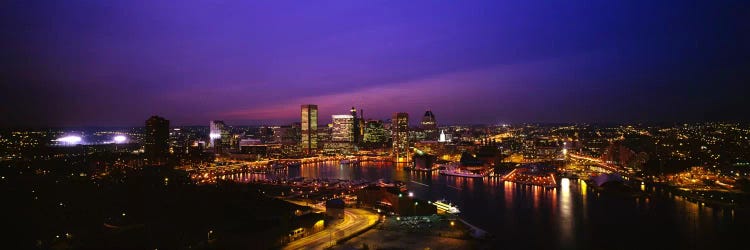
[189,160,746,249]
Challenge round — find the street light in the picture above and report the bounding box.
[207,230,213,241]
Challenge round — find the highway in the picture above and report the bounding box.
[283,203,378,250]
[568,153,621,173]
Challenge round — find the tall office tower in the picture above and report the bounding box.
[392,112,410,161]
[209,120,227,149]
[331,114,354,142]
[363,119,388,145]
[350,107,360,144]
[359,109,365,142]
[301,104,318,154]
[420,110,437,140]
[144,116,170,163]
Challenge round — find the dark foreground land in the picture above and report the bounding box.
[1,164,320,249]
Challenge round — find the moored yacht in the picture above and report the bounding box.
[439,164,488,178]
[433,199,460,214]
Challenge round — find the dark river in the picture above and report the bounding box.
[238,161,747,249]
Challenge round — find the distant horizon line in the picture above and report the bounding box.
[1,120,747,130]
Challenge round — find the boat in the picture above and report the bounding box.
[376,179,395,187]
[433,200,460,214]
[340,159,351,164]
[376,179,407,191]
[408,165,439,171]
[439,164,488,178]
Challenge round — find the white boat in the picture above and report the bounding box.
[439,165,487,178]
[433,200,460,214]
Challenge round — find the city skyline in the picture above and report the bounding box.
[2,1,749,127]
[2,1,749,249]
[1,103,749,129]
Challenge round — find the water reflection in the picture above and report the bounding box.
[559,178,573,248]
[579,179,588,222]
[216,162,743,248]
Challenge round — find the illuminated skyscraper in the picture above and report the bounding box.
[421,110,437,140]
[144,115,169,163]
[363,119,388,145]
[392,112,409,162]
[301,104,318,154]
[358,109,365,142]
[331,114,354,142]
[209,120,228,149]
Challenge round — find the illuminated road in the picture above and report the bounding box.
[283,207,379,250]
[568,153,621,173]
[286,199,325,212]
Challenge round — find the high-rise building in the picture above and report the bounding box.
[273,123,301,145]
[358,109,365,142]
[363,119,388,145]
[144,115,170,162]
[209,120,229,149]
[350,107,363,145]
[331,114,354,142]
[421,110,437,141]
[301,104,318,154]
[272,122,302,157]
[392,112,410,162]
[169,128,190,155]
[317,126,332,144]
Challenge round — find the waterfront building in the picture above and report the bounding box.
[363,119,389,146]
[350,107,361,145]
[392,112,410,162]
[356,186,436,216]
[332,114,354,142]
[327,114,355,154]
[301,104,318,154]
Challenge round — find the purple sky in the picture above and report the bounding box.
[1,1,749,127]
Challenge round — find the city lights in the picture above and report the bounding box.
[56,135,82,145]
[113,135,127,143]
[3,0,748,249]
